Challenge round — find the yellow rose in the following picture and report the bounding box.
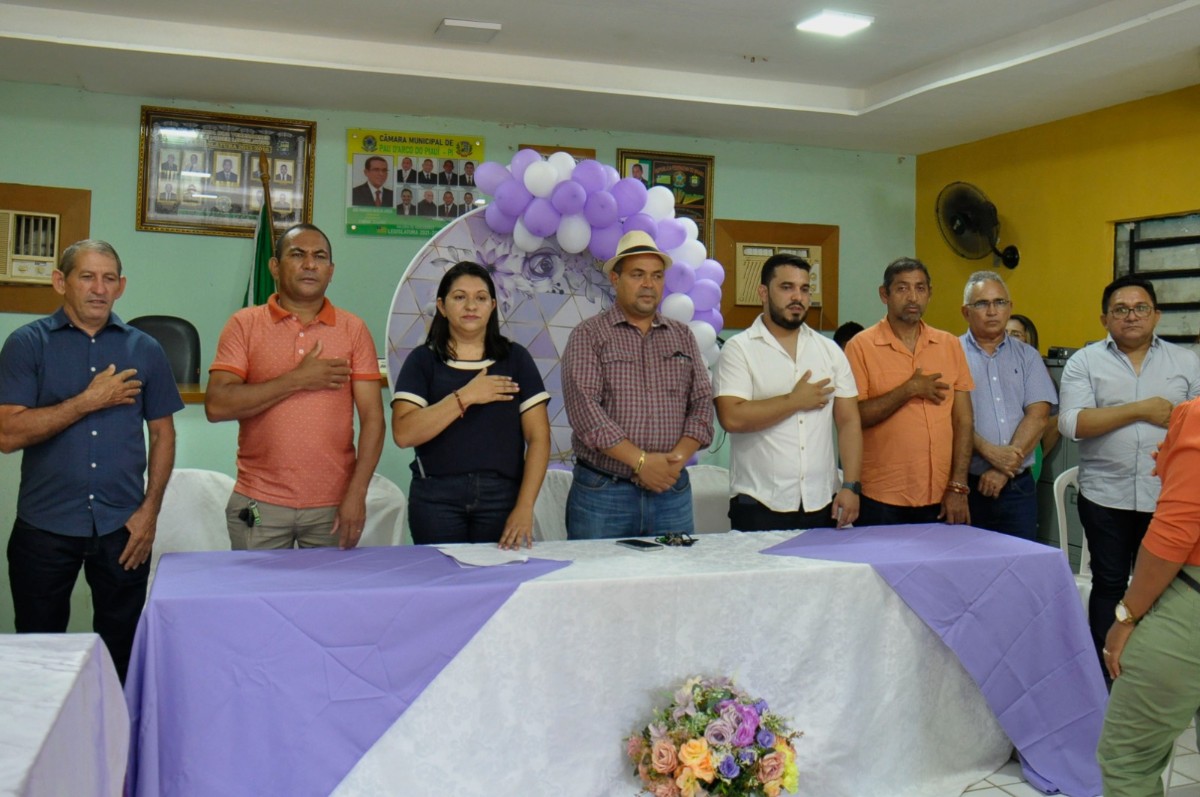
[678,738,715,783]
[675,766,699,797]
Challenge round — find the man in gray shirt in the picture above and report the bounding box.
[1058,275,1200,671]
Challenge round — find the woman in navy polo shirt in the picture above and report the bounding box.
[392,261,551,548]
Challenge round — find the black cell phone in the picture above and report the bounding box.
[616,538,664,550]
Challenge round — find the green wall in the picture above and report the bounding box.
[0,79,915,631]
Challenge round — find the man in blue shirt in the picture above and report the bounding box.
[959,271,1057,539]
[1059,275,1200,670]
[0,240,182,681]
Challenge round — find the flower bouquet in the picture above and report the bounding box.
[625,676,800,797]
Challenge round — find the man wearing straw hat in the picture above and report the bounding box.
[561,231,714,538]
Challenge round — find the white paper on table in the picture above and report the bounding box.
[434,545,530,567]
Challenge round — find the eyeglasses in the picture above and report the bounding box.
[1108,303,1155,319]
[655,533,696,547]
[967,299,1011,312]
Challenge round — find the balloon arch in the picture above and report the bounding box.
[386,149,725,462]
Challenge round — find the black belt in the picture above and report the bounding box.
[577,458,632,483]
[1178,569,1200,594]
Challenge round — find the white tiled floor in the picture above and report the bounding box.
[960,722,1200,797]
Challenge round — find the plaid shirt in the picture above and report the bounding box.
[562,304,714,478]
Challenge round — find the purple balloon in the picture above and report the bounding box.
[523,197,562,238]
[494,178,533,217]
[693,307,724,334]
[583,190,618,228]
[664,262,696,295]
[588,222,623,262]
[656,217,687,252]
[622,213,658,238]
[474,162,510,195]
[696,259,726,285]
[603,164,621,188]
[572,160,607,194]
[509,149,543,181]
[611,178,648,218]
[550,180,588,215]
[690,278,722,312]
[484,202,517,235]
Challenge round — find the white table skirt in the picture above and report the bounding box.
[0,633,128,797]
[335,532,1011,797]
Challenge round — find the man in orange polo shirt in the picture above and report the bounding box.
[206,223,385,550]
[844,257,974,526]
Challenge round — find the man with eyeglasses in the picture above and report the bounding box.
[351,156,393,208]
[845,257,974,527]
[1059,275,1200,674]
[959,271,1056,539]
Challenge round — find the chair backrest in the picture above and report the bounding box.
[151,468,235,593]
[533,468,572,541]
[128,315,201,384]
[688,464,731,534]
[360,473,407,547]
[1052,466,1090,576]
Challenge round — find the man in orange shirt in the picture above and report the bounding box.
[844,257,974,526]
[206,223,384,550]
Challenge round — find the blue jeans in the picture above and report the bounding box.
[967,471,1038,540]
[1078,492,1152,674]
[566,464,693,539]
[408,472,520,545]
[7,518,148,682]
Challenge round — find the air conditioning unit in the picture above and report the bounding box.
[0,209,59,284]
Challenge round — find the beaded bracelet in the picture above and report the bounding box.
[946,480,970,495]
[452,390,466,418]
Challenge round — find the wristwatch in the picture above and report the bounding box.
[1115,600,1137,625]
[840,481,861,495]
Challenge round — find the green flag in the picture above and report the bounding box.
[245,203,275,307]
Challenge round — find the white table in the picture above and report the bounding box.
[0,633,128,797]
[333,532,1012,796]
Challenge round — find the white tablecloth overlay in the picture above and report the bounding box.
[0,633,128,797]
[335,531,1011,797]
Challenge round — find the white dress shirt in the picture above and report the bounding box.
[714,315,857,513]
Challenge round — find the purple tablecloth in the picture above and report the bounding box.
[765,524,1106,797]
[125,546,568,797]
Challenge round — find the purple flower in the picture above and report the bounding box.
[754,700,769,714]
[718,755,741,779]
[704,718,736,747]
[756,728,775,748]
[738,748,758,765]
[731,704,760,747]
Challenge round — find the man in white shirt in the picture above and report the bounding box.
[714,253,862,531]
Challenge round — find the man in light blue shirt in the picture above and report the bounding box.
[959,271,1057,540]
[1058,275,1200,670]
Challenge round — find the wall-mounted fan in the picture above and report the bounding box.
[935,182,1020,269]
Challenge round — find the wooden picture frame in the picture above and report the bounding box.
[616,148,714,249]
[137,106,315,238]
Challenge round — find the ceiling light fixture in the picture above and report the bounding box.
[435,18,502,44]
[796,10,874,37]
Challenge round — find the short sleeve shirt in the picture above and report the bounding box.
[392,343,549,480]
[0,309,184,536]
[210,295,380,508]
[845,318,974,507]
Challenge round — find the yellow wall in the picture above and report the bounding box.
[915,84,1200,352]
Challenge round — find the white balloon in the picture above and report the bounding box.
[688,320,717,352]
[703,342,722,368]
[523,161,558,198]
[556,213,592,254]
[660,293,695,324]
[643,186,675,221]
[547,152,577,183]
[679,216,700,241]
[668,239,707,267]
[512,216,545,252]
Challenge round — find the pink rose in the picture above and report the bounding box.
[758,751,785,783]
[652,780,682,797]
[652,740,679,775]
[627,735,648,760]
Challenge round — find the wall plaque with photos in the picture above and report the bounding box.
[137,106,315,238]
[616,148,714,249]
[346,128,486,238]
